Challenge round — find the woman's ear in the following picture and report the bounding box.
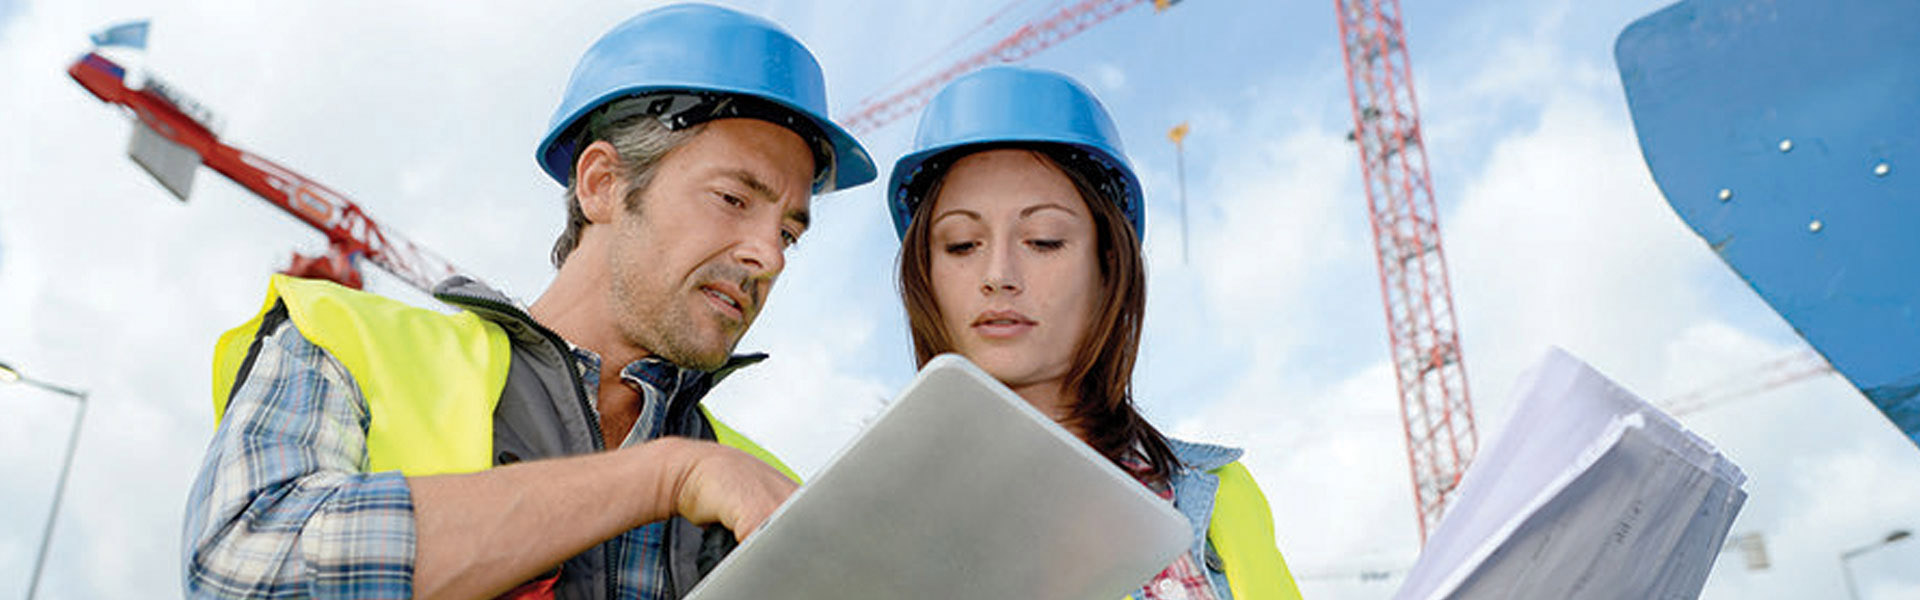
[574,140,626,225]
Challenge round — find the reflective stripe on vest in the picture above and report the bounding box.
[210,274,794,481]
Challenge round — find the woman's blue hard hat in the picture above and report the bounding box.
[888,66,1144,238]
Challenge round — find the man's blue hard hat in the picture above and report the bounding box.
[535,3,875,194]
[887,66,1144,239]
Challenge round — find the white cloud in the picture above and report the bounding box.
[702,308,896,478]
[6,2,938,594]
[5,1,1917,599]
[1157,3,1920,598]
[1173,360,1420,575]
[1091,62,1127,93]
[1188,124,1358,344]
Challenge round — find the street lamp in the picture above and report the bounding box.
[1841,528,1913,600]
[0,360,89,600]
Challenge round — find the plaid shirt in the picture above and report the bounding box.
[184,317,731,600]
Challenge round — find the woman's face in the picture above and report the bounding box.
[925,149,1102,398]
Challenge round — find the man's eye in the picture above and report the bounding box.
[780,230,800,248]
[718,192,746,208]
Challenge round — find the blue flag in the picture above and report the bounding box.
[89,20,149,50]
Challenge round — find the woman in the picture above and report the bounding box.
[887,66,1303,600]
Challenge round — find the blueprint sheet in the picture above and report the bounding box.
[1394,348,1747,600]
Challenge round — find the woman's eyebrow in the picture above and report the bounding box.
[932,208,984,226]
[1018,203,1078,219]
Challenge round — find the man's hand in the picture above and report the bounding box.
[411,436,795,599]
[661,439,798,540]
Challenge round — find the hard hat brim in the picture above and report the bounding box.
[887,139,1144,240]
[536,84,876,195]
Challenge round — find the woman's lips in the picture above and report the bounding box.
[972,310,1036,339]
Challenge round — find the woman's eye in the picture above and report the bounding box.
[943,241,979,255]
[1029,239,1066,251]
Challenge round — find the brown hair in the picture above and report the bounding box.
[897,147,1179,484]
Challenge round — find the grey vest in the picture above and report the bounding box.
[435,277,761,600]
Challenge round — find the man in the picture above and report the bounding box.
[182,4,875,599]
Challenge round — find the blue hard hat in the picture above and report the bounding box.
[535,3,875,193]
[887,66,1144,239]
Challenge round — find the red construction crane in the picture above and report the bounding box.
[838,0,1180,135]
[1334,0,1477,544]
[66,51,465,293]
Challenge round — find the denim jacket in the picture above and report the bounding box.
[1162,437,1247,598]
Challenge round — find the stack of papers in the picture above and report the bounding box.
[1394,348,1748,600]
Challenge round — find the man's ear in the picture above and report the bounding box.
[575,140,626,225]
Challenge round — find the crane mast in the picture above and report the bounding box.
[1333,0,1477,543]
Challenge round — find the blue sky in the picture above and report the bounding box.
[1,1,1917,598]
[0,0,17,39]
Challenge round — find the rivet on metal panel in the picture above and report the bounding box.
[1778,139,1793,152]
[1808,219,1824,233]
[1718,188,1733,202]
[1874,162,1891,177]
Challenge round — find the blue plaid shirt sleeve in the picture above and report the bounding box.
[182,320,417,599]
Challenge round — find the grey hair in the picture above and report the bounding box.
[550,112,705,268]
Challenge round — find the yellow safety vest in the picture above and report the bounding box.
[210,275,1289,596]
[1203,461,1303,600]
[210,274,796,480]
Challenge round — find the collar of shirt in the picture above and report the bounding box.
[1167,437,1242,473]
[566,345,769,449]
[566,346,769,398]
[1121,440,1237,600]
[1164,436,1243,572]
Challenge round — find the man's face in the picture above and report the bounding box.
[606,118,815,370]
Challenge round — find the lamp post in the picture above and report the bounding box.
[0,361,89,600]
[1841,528,1913,600]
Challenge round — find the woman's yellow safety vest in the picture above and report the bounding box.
[1202,461,1303,600]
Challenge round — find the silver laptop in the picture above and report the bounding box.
[684,354,1191,600]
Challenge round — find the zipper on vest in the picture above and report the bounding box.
[436,289,617,600]
[536,325,620,600]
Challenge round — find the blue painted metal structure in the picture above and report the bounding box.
[1616,0,1919,447]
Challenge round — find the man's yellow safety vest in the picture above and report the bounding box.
[209,274,795,479]
[211,274,1294,598]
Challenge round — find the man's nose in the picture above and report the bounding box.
[733,225,786,279]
